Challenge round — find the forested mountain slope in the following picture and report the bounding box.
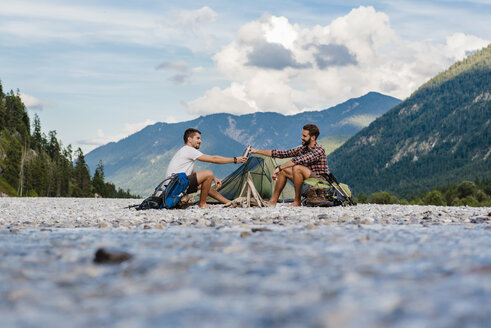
[327,44,491,197]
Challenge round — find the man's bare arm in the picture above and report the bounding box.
[197,154,247,164]
[250,148,272,157]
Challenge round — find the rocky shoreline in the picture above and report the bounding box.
[1,198,490,231]
[1,198,490,327]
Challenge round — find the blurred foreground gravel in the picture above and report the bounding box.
[0,198,490,327]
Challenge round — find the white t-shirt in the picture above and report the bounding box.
[165,145,203,180]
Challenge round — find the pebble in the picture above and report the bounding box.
[240,231,252,238]
[93,248,132,264]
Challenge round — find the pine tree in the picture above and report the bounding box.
[92,160,106,197]
[31,114,45,152]
[73,148,92,197]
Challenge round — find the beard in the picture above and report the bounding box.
[302,137,311,147]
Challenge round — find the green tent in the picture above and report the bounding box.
[191,154,354,206]
[191,155,295,203]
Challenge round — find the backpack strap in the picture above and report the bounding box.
[321,173,355,205]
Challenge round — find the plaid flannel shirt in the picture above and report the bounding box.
[271,143,330,176]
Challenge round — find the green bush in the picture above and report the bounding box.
[0,177,18,196]
[458,195,480,207]
[457,181,478,199]
[357,191,368,203]
[368,191,399,204]
[422,190,446,206]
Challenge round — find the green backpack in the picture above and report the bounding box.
[301,173,355,207]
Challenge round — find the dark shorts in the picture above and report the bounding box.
[186,172,199,194]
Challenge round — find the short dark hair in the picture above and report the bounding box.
[303,124,320,139]
[183,128,201,144]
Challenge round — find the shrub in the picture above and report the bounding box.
[368,191,398,204]
[357,191,368,203]
[457,181,478,199]
[422,190,446,206]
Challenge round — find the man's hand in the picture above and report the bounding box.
[213,177,222,190]
[236,156,247,163]
[250,147,258,154]
[272,167,280,180]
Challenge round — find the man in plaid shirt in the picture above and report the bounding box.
[250,124,329,207]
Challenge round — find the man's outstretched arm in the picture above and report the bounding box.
[197,154,247,164]
[249,148,272,157]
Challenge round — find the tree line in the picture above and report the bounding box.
[0,82,137,198]
[356,178,491,207]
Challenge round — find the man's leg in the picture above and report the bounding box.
[195,170,229,207]
[269,167,293,206]
[290,165,311,207]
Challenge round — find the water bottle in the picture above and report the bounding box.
[243,145,252,157]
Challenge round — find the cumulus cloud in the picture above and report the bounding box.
[19,93,49,110]
[186,6,489,116]
[313,44,357,69]
[247,42,310,70]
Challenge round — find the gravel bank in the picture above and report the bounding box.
[1,197,490,230]
[0,198,490,327]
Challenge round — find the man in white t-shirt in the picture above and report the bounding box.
[165,128,247,208]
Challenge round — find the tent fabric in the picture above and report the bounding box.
[190,155,295,203]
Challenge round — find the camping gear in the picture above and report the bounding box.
[131,173,189,210]
[190,155,295,203]
[224,172,270,208]
[189,154,355,207]
[301,175,355,207]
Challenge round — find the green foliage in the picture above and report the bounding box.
[92,160,106,197]
[0,176,18,196]
[318,135,351,156]
[72,148,92,197]
[356,191,368,203]
[0,80,137,198]
[368,191,399,204]
[362,177,490,207]
[456,181,478,199]
[421,190,446,206]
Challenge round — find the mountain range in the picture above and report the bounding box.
[327,44,491,198]
[86,92,401,196]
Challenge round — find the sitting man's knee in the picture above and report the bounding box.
[197,170,214,183]
[292,165,303,173]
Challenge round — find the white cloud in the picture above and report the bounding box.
[19,93,49,110]
[186,6,489,116]
[444,33,490,60]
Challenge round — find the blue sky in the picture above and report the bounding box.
[1,0,489,153]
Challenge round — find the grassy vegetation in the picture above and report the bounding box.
[318,135,351,156]
[0,177,18,196]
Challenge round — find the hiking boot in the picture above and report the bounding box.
[176,195,195,209]
[306,188,325,204]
